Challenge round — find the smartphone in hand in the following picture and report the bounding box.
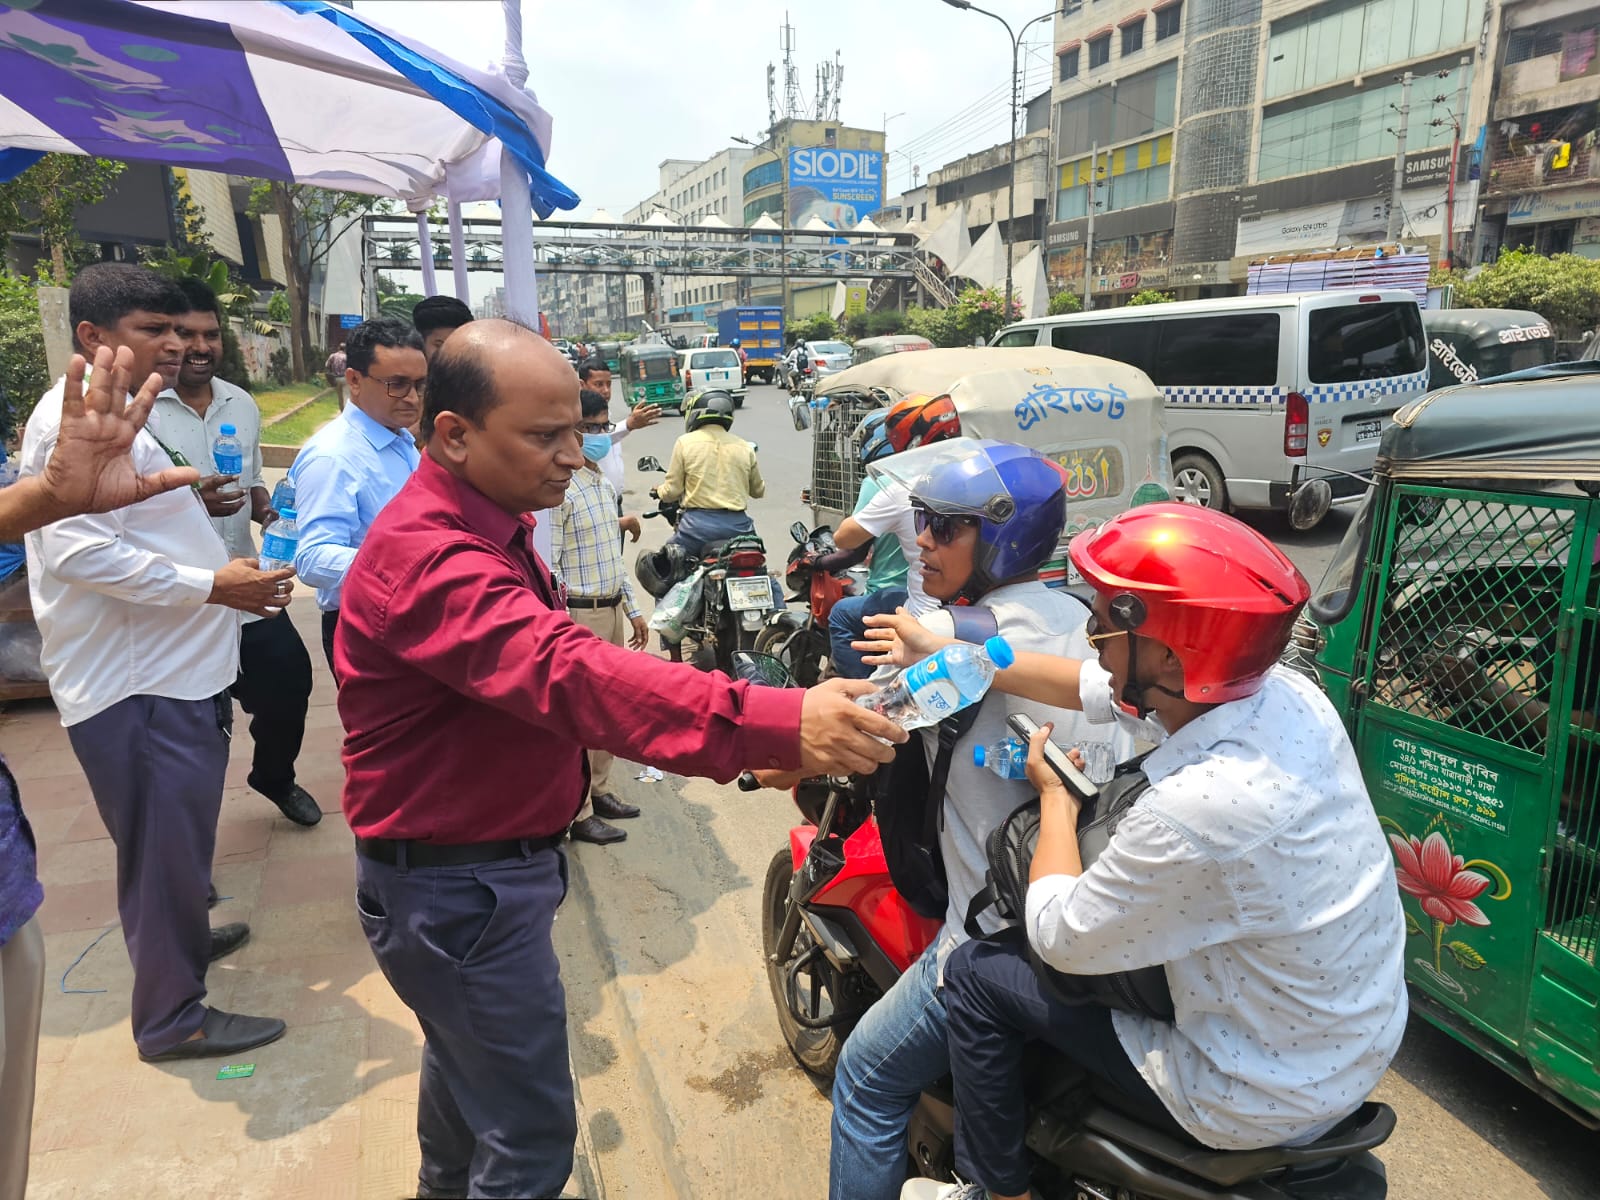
[1006,712,1099,803]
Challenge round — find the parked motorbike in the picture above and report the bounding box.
[754,522,866,688]
[738,654,1398,1199]
[634,456,780,675]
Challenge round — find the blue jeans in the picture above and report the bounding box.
[669,508,756,559]
[829,940,950,1200]
[827,587,909,679]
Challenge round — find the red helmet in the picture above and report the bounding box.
[883,392,960,454]
[1068,503,1310,703]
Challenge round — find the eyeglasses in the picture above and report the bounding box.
[912,507,978,545]
[578,420,616,435]
[364,373,428,400]
[1085,612,1128,646]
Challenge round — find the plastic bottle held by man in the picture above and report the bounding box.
[269,476,295,514]
[973,736,1030,779]
[855,635,1015,731]
[259,507,299,572]
[212,423,243,475]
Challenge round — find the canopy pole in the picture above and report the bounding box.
[498,0,539,326]
[448,199,470,306]
[417,211,438,296]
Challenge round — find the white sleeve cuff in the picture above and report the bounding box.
[172,563,219,606]
[1078,657,1120,724]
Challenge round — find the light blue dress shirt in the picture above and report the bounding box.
[287,403,420,612]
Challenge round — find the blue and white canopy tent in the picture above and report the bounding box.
[0,0,578,317]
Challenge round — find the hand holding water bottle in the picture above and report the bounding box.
[973,737,1030,780]
[855,635,1016,731]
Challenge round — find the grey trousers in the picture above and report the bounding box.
[67,693,230,1056]
[0,916,43,1200]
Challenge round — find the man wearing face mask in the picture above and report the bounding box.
[550,389,652,845]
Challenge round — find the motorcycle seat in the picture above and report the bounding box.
[1078,1100,1397,1188]
[698,539,730,561]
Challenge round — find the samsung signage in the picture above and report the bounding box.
[788,148,884,228]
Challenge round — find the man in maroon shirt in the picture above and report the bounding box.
[336,319,903,1199]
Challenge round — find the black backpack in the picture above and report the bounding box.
[963,754,1176,1021]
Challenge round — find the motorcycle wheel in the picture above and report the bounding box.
[762,848,855,1078]
[755,622,825,689]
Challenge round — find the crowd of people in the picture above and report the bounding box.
[0,259,1411,1200]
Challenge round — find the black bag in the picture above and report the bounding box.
[964,755,1176,1021]
[871,607,998,921]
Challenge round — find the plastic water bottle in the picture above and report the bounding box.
[259,507,299,572]
[212,424,243,476]
[855,635,1015,731]
[269,476,295,514]
[973,737,1030,780]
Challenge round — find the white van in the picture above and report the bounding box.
[992,291,1428,522]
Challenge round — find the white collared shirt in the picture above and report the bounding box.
[148,378,266,562]
[1026,663,1408,1150]
[20,377,239,727]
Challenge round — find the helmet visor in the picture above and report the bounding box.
[868,437,1018,523]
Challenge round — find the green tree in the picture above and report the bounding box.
[0,274,49,434]
[0,154,126,283]
[1450,248,1600,337]
[865,309,907,337]
[1047,289,1083,315]
[1125,289,1176,306]
[792,312,838,343]
[267,290,292,324]
[904,304,961,347]
[951,286,1022,346]
[379,290,428,323]
[249,181,378,381]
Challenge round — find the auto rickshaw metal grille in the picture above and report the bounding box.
[1544,602,1600,961]
[1371,488,1576,752]
[810,395,881,515]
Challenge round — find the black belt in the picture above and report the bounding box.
[355,833,563,868]
[567,593,622,609]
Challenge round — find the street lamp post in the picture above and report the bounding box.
[942,1,1058,316]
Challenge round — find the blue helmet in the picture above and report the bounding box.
[900,438,1068,598]
[857,410,894,466]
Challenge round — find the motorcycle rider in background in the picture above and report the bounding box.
[826,439,1128,1200]
[654,389,763,559]
[863,505,1409,1200]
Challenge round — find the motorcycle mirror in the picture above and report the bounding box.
[788,397,812,432]
[636,455,665,472]
[1287,478,1333,532]
[790,521,808,543]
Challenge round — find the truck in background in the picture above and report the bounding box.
[718,306,784,384]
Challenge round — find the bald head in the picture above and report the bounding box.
[422,318,575,441]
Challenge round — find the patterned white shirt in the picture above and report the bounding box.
[1026,663,1408,1150]
[550,465,638,619]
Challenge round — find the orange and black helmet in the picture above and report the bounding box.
[883,392,960,455]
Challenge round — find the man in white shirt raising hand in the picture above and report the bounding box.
[21,264,294,1064]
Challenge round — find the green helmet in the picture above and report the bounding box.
[685,389,736,431]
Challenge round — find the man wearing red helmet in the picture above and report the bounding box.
[871,505,1408,1200]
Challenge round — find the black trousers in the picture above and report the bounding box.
[320,608,339,675]
[232,611,313,798]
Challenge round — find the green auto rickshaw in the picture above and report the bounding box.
[596,340,623,374]
[1303,361,1600,1125]
[1421,309,1556,391]
[619,341,684,414]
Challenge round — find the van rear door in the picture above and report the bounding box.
[1302,298,1427,488]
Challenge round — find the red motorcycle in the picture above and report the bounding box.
[755,522,865,689]
[735,653,1397,1199]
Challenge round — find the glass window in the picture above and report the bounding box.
[992,327,1043,347]
[1150,313,1281,385]
[1308,303,1426,383]
[1155,3,1181,39]
[1056,184,1089,220]
[1089,35,1111,68]
[1061,48,1080,80]
[1412,0,1445,57]
[1051,321,1156,374]
[691,349,740,369]
[1122,22,1144,55]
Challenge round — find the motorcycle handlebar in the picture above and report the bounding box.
[737,771,761,792]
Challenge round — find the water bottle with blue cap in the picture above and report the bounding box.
[855,635,1015,731]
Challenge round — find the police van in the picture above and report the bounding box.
[992,291,1428,526]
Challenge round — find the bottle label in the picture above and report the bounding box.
[904,654,962,717]
[260,531,296,562]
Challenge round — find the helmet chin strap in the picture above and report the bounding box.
[1120,635,1187,718]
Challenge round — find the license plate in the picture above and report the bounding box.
[1354,418,1384,444]
[726,575,774,611]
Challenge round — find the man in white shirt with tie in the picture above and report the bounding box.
[22,264,294,1063]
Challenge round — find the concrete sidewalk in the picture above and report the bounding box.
[9,600,598,1199]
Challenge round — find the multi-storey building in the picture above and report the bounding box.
[1047,0,1492,304]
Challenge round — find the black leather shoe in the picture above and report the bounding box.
[591,791,640,820]
[254,780,322,827]
[207,883,221,910]
[569,815,626,845]
[209,922,251,963]
[138,1007,286,1062]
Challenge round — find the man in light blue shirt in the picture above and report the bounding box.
[288,317,424,670]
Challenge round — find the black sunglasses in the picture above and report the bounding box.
[913,507,978,545]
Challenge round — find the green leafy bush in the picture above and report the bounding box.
[0,275,49,437]
[1047,290,1083,315]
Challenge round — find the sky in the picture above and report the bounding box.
[354,0,1060,217]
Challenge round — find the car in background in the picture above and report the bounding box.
[680,346,747,406]
[852,334,933,366]
[801,340,854,388]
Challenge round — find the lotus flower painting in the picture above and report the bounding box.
[1384,822,1512,997]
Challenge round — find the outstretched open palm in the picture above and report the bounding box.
[39,347,199,516]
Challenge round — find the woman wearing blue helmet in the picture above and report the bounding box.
[828,437,1136,1200]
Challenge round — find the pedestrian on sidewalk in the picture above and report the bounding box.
[149,279,320,828]
[336,318,906,1200]
[324,343,348,410]
[19,264,292,1065]
[0,326,205,1200]
[551,389,651,846]
[289,318,424,673]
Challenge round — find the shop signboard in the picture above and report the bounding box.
[787,148,883,229]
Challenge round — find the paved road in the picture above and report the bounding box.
[556,381,1600,1199]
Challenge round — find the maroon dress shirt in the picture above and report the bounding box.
[337,454,804,843]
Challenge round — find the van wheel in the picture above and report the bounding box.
[1172,453,1228,511]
